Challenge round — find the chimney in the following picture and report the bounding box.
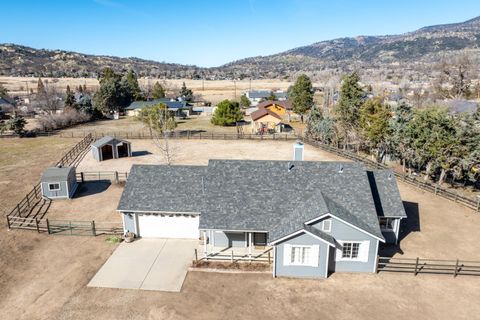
[293,141,304,161]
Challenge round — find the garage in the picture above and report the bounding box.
[137,213,200,239]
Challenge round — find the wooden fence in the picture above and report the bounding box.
[7,216,123,236]
[77,171,128,183]
[300,137,480,212]
[196,248,273,264]
[56,133,94,167]
[377,256,480,277]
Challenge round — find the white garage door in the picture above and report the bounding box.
[137,213,199,239]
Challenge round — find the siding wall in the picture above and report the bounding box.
[123,213,136,234]
[275,233,329,278]
[41,181,69,199]
[311,217,378,273]
[213,231,247,247]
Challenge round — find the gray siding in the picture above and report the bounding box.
[311,217,378,273]
[41,181,69,199]
[275,233,329,278]
[123,213,135,234]
[381,218,401,244]
[213,231,246,247]
[92,146,101,161]
[67,168,78,197]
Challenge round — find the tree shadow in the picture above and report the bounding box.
[132,150,152,157]
[379,201,420,257]
[73,181,111,198]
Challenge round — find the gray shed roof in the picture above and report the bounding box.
[91,136,130,148]
[117,164,207,213]
[117,160,405,241]
[41,166,75,182]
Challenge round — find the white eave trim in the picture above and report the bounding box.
[269,229,335,247]
[117,209,201,215]
[199,228,269,233]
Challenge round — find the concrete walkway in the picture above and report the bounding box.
[88,238,197,292]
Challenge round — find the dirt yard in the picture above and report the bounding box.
[77,139,345,172]
[2,137,480,319]
[0,137,79,216]
[46,181,123,222]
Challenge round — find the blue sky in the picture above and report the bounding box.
[1,0,479,67]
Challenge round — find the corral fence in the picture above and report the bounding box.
[56,133,94,167]
[7,216,123,236]
[300,137,480,212]
[377,256,480,277]
[76,171,128,183]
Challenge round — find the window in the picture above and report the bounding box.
[379,217,395,231]
[48,183,60,191]
[291,246,311,265]
[341,242,360,259]
[322,219,332,232]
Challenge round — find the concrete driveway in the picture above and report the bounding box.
[88,238,197,292]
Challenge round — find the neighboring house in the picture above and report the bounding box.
[436,99,479,116]
[256,100,296,122]
[250,107,283,134]
[117,160,406,279]
[245,90,287,106]
[125,98,191,118]
[40,166,78,199]
[0,96,15,114]
[91,136,132,161]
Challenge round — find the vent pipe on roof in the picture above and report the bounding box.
[287,162,295,172]
[293,141,304,161]
[338,165,344,173]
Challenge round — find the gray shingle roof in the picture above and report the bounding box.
[91,136,130,148]
[117,160,402,241]
[41,166,75,182]
[303,224,340,249]
[367,170,407,218]
[117,164,206,213]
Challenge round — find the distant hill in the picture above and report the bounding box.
[1,16,480,81]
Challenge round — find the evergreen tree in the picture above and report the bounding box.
[65,85,76,109]
[239,95,251,108]
[0,84,8,97]
[179,82,193,102]
[334,72,365,145]
[387,100,414,171]
[266,91,277,101]
[93,68,132,114]
[306,106,337,144]
[6,112,27,134]
[152,81,166,99]
[78,85,84,93]
[211,100,243,126]
[359,98,392,162]
[124,70,144,101]
[288,74,314,122]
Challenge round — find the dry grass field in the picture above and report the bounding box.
[0,76,294,103]
[1,137,480,319]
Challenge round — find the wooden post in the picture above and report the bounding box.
[414,257,419,276]
[454,259,459,277]
[92,221,96,236]
[6,216,11,230]
[203,230,207,258]
[26,194,30,207]
[194,249,198,263]
[268,251,271,264]
[248,232,252,261]
[35,218,40,233]
[375,255,380,273]
[46,219,51,234]
[17,204,21,217]
[115,171,119,184]
[231,250,234,263]
[80,172,84,183]
[476,197,480,212]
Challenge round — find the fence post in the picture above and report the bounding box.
[80,172,84,183]
[115,171,119,184]
[268,251,271,264]
[476,197,480,212]
[6,216,11,230]
[46,219,51,234]
[35,218,40,233]
[375,255,380,273]
[231,250,234,263]
[414,257,419,276]
[454,259,459,277]
[194,249,198,263]
[17,204,21,217]
[91,221,96,236]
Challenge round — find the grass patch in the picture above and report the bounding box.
[105,236,122,244]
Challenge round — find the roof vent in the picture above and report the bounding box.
[338,165,344,173]
[388,173,393,180]
[288,162,295,172]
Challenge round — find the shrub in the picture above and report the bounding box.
[37,108,91,131]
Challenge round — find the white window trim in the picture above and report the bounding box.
[289,245,313,266]
[339,241,362,261]
[48,182,61,191]
[379,217,396,232]
[322,219,332,232]
[283,244,319,267]
[336,240,371,262]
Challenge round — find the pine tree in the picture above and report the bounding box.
[180,82,193,102]
[65,85,76,109]
[7,112,27,134]
[211,100,243,126]
[37,78,45,94]
[288,74,314,122]
[152,81,166,99]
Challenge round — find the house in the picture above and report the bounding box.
[91,136,132,161]
[40,166,78,199]
[245,90,287,106]
[250,107,283,134]
[256,100,293,117]
[117,159,406,279]
[125,98,191,118]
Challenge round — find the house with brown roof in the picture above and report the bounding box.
[250,107,283,134]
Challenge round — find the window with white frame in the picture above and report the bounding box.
[291,246,311,265]
[48,183,60,191]
[341,242,360,259]
[322,219,332,232]
[379,217,395,231]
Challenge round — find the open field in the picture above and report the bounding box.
[0,76,294,103]
[1,137,480,319]
[0,137,78,216]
